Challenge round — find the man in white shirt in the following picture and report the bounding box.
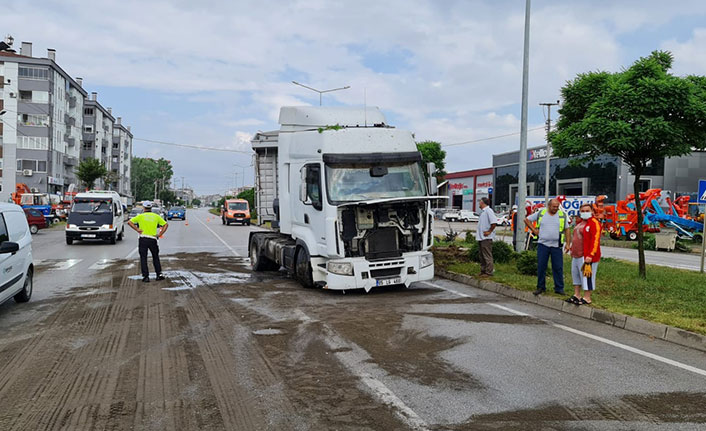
[476,197,498,276]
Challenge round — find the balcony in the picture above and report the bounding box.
[82,132,95,142]
[64,113,76,127]
[69,96,77,109]
[64,156,78,166]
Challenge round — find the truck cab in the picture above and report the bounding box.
[65,190,125,245]
[221,199,251,225]
[250,106,441,291]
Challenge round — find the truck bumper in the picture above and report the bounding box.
[66,229,116,240]
[312,251,434,292]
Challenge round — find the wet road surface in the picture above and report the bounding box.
[0,208,704,430]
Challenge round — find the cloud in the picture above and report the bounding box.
[662,28,706,75]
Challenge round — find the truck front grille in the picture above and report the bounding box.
[370,267,402,278]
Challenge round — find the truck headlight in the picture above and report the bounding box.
[101,224,113,230]
[420,253,434,268]
[67,224,77,229]
[327,261,353,276]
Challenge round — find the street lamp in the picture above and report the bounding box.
[516,0,532,253]
[292,81,351,106]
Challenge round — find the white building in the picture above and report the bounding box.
[112,118,133,196]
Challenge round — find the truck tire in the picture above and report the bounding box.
[109,233,117,244]
[627,231,638,241]
[30,225,38,234]
[295,247,314,289]
[66,237,73,245]
[250,240,278,271]
[118,227,124,241]
[14,268,33,303]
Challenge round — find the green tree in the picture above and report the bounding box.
[550,51,706,277]
[159,189,177,206]
[131,157,174,201]
[416,140,446,181]
[191,198,201,207]
[76,158,107,189]
[103,170,121,190]
[237,188,256,217]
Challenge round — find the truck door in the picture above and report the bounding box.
[296,163,326,255]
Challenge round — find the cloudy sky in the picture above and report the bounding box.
[4,0,706,195]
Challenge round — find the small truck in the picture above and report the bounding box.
[249,106,442,291]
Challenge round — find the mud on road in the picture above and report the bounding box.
[0,253,704,430]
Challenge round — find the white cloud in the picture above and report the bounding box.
[662,28,706,75]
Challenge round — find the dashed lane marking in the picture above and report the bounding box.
[423,281,706,378]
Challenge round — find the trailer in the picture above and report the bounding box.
[249,106,442,291]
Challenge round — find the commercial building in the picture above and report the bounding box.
[112,118,133,196]
[0,37,133,202]
[440,168,494,212]
[491,145,706,208]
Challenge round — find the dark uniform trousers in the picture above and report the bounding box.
[139,237,162,278]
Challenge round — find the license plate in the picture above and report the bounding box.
[82,234,96,238]
[376,277,402,287]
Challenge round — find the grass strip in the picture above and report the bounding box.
[434,247,706,335]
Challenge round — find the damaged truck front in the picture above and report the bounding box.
[249,106,443,291]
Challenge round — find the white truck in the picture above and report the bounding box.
[249,106,441,291]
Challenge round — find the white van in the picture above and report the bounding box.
[65,191,125,245]
[0,203,33,305]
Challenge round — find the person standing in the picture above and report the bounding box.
[525,198,570,295]
[476,197,498,277]
[510,204,518,250]
[574,204,601,304]
[127,201,169,283]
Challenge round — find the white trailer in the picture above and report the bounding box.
[249,106,441,291]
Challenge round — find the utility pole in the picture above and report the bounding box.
[516,0,532,252]
[540,100,560,205]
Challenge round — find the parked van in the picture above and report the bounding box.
[65,191,125,245]
[0,203,33,305]
[221,199,251,225]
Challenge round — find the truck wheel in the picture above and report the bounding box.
[110,233,117,245]
[118,227,124,241]
[66,237,73,245]
[30,225,38,234]
[250,240,277,271]
[627,231,638,241]
[14,268,33,303]
[295,247,314,289]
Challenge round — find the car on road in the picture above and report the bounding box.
[0,203,33,305]
[167,206,186,220]
[221,199,251,225]
[496,213,510,226]
[24,208,48,234]
[442,210,478,222]
[441,210,460,222]
[128,207,143,219]
[459,210,479,222]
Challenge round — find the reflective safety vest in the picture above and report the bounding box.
[536,208,567,245]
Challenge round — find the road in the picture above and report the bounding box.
[0,207,704,430]
[435,220,705,271]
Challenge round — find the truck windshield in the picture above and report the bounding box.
[325,162,427,202]
[228,202,248,211]
[72,199,112,214]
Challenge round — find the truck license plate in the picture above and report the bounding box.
[82,234,96,238]
[376,277,401,287]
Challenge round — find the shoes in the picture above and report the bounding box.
[565,295,580,305]
[555,290,566,295]
[141,277,150,283]
[156,274,166,281]
[533,289,545,296]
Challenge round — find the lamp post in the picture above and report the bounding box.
[516,0,531,252]
[292,81,351,106]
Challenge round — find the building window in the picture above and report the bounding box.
[84,125,93,133]
[84,107,94,116]
[18,90,49,104]
[16,159,46,172]
[19,66,49,80]
[16,136,49,150]
[113,142,119,149]
[82,142,92,150]
[20,114,49,127]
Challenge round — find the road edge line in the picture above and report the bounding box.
[196,217,240,257]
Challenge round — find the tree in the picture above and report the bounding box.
[237,188,256,218]
[131,157,174,201]
[191,198,201,207]
[103,170,121,190]
[416,140,446,181]
[550,51,706,278]
[76,158,107,189]
[159,189,177,206]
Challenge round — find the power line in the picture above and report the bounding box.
[442,125,547,148]
[133,137,251,154]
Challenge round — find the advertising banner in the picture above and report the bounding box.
[524,196,596,217]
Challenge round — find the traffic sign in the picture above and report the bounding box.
[487,187,493,194]
[699,179,706,204]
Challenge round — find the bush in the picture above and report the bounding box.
[516,250,538,275]
[468,240,515,264]
[464,231,477,244]
[444,227,459,242]
[632,233,656,251]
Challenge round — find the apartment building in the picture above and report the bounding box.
[0,41,86,199]
[0,37,134,202]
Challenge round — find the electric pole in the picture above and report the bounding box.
[516,0,531,253]
[540,100,560,205]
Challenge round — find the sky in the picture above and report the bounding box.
[3,0,706,195]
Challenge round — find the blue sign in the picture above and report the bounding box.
[487,187,493,194]
[699,180,706,204]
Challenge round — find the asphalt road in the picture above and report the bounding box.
[434,220,706,271]
[0,208,703,430]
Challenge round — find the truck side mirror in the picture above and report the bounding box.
[300,167,308,202]
[429,177,438,194]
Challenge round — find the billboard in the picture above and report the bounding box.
[524,196,596,217]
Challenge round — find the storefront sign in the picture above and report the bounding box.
[48,176,61,185]
[449,182,469,195]
[528,147,553,161]
[524,195,596,217]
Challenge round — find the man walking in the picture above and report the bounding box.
[525,198,570,295]
[127,201,169,283]
[567,203,601,305]
[476,197,497,277]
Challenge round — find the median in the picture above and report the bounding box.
[432,241,706,346]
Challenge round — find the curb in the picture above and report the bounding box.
[435,268,706,353]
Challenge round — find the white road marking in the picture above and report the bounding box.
[89,259,119,270]
[196,217,240,257]
[423,281,706,378]
[124,247,138,259]
[36,259,82,271]
[296,310,430,431]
